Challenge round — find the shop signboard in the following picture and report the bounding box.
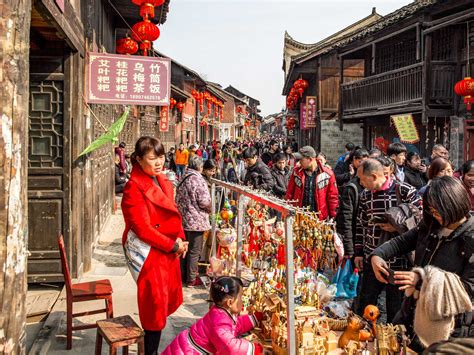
[87,52,171,106]
[391,114,420,144]
[159,107,169,132]
[305,96,317,128]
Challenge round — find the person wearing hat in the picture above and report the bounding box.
[285,146,338,220]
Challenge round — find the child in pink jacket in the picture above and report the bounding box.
[162,276,263,354]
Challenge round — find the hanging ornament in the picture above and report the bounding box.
[132,0,165,19]
[131,17,160,56]
[191,89,199,100]
[116,37,139,55]
[454,77,474,111]
[169,98,177,109]
[176,102,185,113]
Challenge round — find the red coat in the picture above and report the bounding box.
[285,162,339,219]
[121,164,185,331]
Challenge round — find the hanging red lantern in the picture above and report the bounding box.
[176,102,185,113]
[207,101,212,111]
[131,0,165,18]
[170,98,177,109]
[191,89,199,100]
[199,104,204,113]
[131,18,160,56]
[454,77,474,111]
[294,78,309,90]
[116,37,139,55]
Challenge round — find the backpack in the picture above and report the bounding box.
[385,183,423,235]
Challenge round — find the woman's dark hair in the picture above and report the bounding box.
[131,136,165,165]
[461,160,474,175]
[345,142,355,151]
[203,159,217,170]
[426,176,471,225]
[210,276,243,305]
[428,157,452,180]
[369,148,382,158]
[242,147,257,159]
[406,151,420,163]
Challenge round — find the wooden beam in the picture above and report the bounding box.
[422,32,432,125]
[0,0,32,353]
[338,58,344,130]
[424,7,474,28]
[424,12,474,35]
[416,24,421,61]
[340,23,419,58]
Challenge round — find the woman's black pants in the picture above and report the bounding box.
[144,330,161,355]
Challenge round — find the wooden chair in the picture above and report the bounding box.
[95,315,145,355]
[58,234,114,350]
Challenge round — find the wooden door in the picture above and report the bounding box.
[27,55,70,282]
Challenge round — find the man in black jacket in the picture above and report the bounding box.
[404,152,427,190]
[261,139,280,166]
[336,148,369,257]
[243,147,274,191]
[271,153,291,198]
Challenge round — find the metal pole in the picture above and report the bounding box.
[284,213,296,355]
[210,182,217,258]
[235,193,245,278]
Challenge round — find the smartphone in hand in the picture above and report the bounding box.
[386,268,396,285]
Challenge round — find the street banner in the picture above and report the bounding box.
[300,103,307,130]
[305,96,317,128]
[87,52,171,106]
[159,107,169,132]
[391,114,420,144]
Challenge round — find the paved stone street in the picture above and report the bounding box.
[28,208,209,354]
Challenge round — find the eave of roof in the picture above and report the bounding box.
[207,82,246,105]
[225,85,260,106]
[171,84,190,99]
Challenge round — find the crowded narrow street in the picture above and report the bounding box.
[1,0,474,355]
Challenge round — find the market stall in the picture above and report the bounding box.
[207,178,409,355]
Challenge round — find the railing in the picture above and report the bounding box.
[341,61,456,114]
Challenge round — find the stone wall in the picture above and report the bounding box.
[320,120,363,166]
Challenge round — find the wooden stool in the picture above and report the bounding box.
[95,315,145,355]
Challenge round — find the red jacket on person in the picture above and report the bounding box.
[121,164,185,331]
[285,162,339,220]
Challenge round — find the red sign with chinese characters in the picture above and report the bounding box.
[300,103,307,130]
[87,53,171,106]
[305,96,317,128]
[160,107,169,132]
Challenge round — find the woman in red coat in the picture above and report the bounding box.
[122,136,188,355]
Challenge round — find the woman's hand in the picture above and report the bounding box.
[377,223,397,233]
[175,238,189,258]
[394,271,420,291]
[371,256,389,284]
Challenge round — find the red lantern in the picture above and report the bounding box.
[297,87,305,98]
[132,0,165,18]
[176,102,185,113]
[199,104,204,113]
[170,98,177,109]
[454,77,474,111]
[131,18,160,56]
[294,78,309,90]
[116,37,139,55]
[191,90,199,100]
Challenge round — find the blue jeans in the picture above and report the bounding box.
[176,164,186,179]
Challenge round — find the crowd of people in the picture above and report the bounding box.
[116,135,473,354]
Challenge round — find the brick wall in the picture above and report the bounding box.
[320,120,363,166]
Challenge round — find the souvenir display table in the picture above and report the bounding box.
[207,179,410,355]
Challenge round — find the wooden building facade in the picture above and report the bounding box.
[337,0,474,165]
[282,10,381,155]
[27,0,171,282]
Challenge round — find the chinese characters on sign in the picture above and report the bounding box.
[160,107,169,132]
[391,114,420,144]
[305,96,317,128]
[87,53,170,106]
[300,103,307,130]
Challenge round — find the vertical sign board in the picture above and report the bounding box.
[300,103,307,130]
[87,53,171,106]
[391,114,420,144]
[160,107,169,132]
[305,96,317,128]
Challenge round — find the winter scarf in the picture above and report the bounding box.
[413,266,472,347]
